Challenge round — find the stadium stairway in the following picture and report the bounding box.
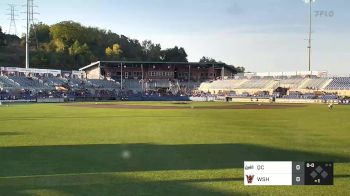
[321,79,334,90]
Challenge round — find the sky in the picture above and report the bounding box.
[0,0,349,75]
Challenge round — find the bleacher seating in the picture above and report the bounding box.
[319,94,338,100]
[2,69,350,100]
[88,79,120,89]
[299,78,329,90]
[8,76,50,90]
[198,77,350,95]
[124,79,143,91]
[276,78,304,89]
[123,80,201,91]
[0,76,19,88]
[44,77,67,86]
[148,80,171,88]
[176,81,201,89]
[283,94,316,99]
[67,78,90,88]
[325,77,350,90]
[209,79,248,90]
[238,79,274,89]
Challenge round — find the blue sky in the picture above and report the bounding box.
[1,0,349,75]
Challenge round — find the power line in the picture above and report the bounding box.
[28,0,40,24]
[7,4,18,35]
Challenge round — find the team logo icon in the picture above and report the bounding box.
[246,175,254,184]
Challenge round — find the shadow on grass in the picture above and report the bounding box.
[0,176,240,196]
[0,132,25,136]
[1,143,349,177]
[0,115,191,121]
[0,143,349,195]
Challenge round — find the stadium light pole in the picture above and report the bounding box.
[221,66,225,80]
[308,0,312,72]
[120,63,123,91]
[197,66,200,82]
[25,0,30,69]
[306,0,315,72]
[188,65,191,90]
[212,64,215,80]
[141,64,144,93]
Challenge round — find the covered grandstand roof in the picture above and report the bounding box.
[79,61,237,72]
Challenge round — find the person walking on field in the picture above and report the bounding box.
[328,103,334,110]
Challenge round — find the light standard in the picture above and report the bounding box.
[26,0,30,69]
[120,63,126,91]
[188,65,191,90]
[305,0,316,71]
[197,66,200,82]
[141,64,144,93]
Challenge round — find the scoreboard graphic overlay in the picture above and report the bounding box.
[244,161,334,186]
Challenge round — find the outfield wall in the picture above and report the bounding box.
[224,97,338,104]
[275,99,334,104]
[37,98,65,103]
[230,98,271,103]
[190,97,216,102]
[0,99,36,103]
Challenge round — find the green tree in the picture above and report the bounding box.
[236,66,245,73]
[30,23,51,44]
[69,40,93,67]
[40,41,56,53]
[53,39,65,53]
[199,56,219,64]
[161,46,188,62]
[69,41,88,56]
[105,43,122,59]
[1,20,244,71]
[142,40,161,61]
[0,27,5,46]
[31,50,50,68]
[50,21,85,48]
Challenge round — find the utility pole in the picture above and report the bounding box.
[7,4,18,35]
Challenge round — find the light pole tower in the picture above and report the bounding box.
[24,0,38,69]
[306,0,315,72]
[26,0,30,69]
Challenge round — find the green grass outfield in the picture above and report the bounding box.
[0,102,349,196]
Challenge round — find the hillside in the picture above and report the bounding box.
[0,32,24,67]
[0,22,243,73]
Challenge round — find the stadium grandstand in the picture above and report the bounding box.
[1,63,350,104]
[0,67,119,102]
[78,61,236,99]
[79,61,235,91]
[196,71,350,104]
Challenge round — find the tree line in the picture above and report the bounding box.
[0,21,244,73]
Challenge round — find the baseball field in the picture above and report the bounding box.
[0,102,349,195]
